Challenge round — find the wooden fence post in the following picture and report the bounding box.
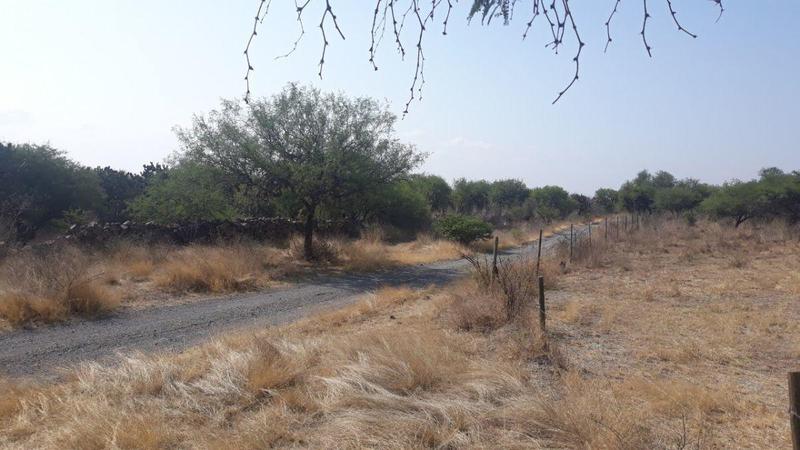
[538,276,546,331]
[535,228,543,277]
[569,224,574,262]
[624,215,628,232]
[790,372,800,449]
[605,217,608,241]
[491,236,499,283]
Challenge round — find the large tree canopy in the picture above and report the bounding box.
[177,84,423,259]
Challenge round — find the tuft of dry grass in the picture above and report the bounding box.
[154,245,271,294]
[245,340,309,396]
[0,246,120,326]
[442,280,506,332]
[0,292,66,326]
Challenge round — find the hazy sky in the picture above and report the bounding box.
[1,1,798,194]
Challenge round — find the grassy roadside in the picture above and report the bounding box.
[1,217,796,448]
[0,221,568,329]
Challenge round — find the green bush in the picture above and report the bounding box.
[433,214,493,244]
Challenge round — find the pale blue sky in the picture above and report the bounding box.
[1,1,798,194]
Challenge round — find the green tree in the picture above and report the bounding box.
[128,163,238,224]
[757,168,800,223]
[652,170,677,189]
[452,178,491,214]
[654,179,710,214]
[407,174,452,213]
[619,170,656,213]
[177,84,422,260]
[93,167,146,222]
[488,179,529,210]
[700,181,763,227]
[371,181,431,236]
[570,193,592,216]
[593,188,618,214]
[0,142,104,239]
[530,185,576,221]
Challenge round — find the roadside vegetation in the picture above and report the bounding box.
[1,85,798,332]
[1,216,797,448]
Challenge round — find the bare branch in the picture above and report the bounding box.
[243,0,273,103]
[275,0,311,60]
[369,0,385,70]
[712,0,724,23]
[604,0,621,53]
[243,0,726,110]
[666,0,697,38]
[552,0,584,104]
[317,0,346,79]
[641,0,652,57]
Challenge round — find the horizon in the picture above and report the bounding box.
[1,1,798,195]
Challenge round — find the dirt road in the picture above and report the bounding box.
[0,227,585,379]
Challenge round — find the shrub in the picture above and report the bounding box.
[433,214,492,244]
[463,254,538,322]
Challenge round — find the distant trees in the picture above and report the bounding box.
[617,170,713,217]
[570,194,592,217]
[701,168,800,227]
[452,179,491,214]
[488,179,529,210]
[618,170,657,213]
[654,179,711,214]
[0,143,105,241]
[407,174,452,214]
[176,84,423,260]
[128,163,238,225]
[93,167,146,222]
[592,188,618,214]
[700,181,761,227]
[530,186,576,222]
[3,129,795,247]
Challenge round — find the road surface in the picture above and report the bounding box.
[0,225,588,379]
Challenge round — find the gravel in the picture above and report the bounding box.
[0,227,582,379]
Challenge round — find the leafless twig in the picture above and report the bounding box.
[243,0,725,110]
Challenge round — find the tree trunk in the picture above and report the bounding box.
[303,204,316,261]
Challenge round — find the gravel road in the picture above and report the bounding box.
[0,226,586,379]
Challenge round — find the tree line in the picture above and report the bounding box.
[2,85,798,257]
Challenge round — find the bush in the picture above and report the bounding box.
[433,214,492,244]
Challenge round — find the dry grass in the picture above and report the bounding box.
[0,246,120,327]
[6,217,795,447]
[154,245,267,294]
[0,231,470,329]
[546,217,800,447]
[0,220,567,330]
[3,217,797,448]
